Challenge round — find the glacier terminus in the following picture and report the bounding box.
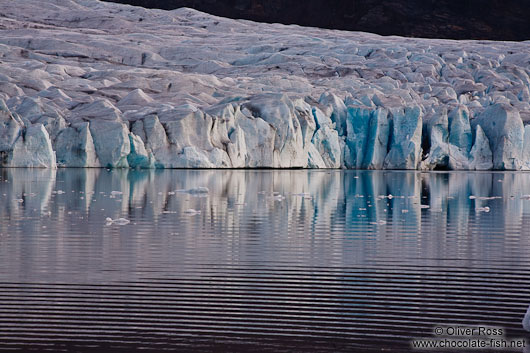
[1,0,530,170]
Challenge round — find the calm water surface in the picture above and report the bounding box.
[1,169,530,352]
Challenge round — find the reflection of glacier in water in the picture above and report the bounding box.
[0,169,530,352]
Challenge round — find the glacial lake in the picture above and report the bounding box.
[1,169,530,352]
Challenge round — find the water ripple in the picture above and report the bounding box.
[0,169,530,352]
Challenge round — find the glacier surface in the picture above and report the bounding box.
[0,0,529,169]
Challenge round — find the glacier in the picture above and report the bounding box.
[0,0,529,170]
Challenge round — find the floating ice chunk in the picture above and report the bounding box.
[476,206,490,213]
[105,217,130,225]
[268,194,286,201]
[377,194,394,200]
[177,187,209,194]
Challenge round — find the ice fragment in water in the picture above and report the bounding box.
[105,217,130,225]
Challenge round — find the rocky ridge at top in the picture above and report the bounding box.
[104,0,530,41]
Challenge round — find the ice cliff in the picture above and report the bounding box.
[0,0,530,170]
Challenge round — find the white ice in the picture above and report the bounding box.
[0,0,529,170]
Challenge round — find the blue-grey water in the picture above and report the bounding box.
[1,169,530,352]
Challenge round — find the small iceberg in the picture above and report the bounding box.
[268,194,286,201]
[470,195,500,200]
[109,191,123,199]
[105,217,130,225]
[176,187,209,195]
[184,208,202,215]
[476,206,491,213]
